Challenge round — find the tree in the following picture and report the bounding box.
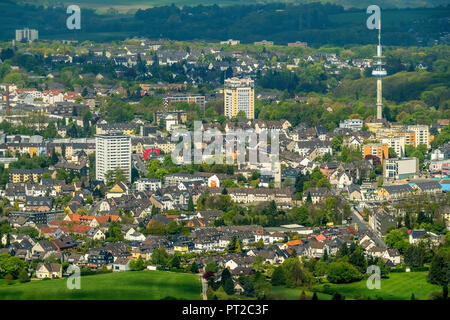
[404,244,426,268]
[130,256,145,271]
[271,266,286,286]
[331,135,343,153]
[205,261,218,273]
[18,269,29,283]
[388,147,398,158]
[252,255,264,273]
[306,192,312,203]
[43,122,58,138]
[348,246,367,273]
[221,267,232,284]
[5,273,13,285]
[322,248,328,262]
[166,220,182,235]
[299,291,308,300]
[294,172,309,193]
[327,261,363,284]
[312,292,318,300]
[169,254,181,269]
[428,250,449,287]
[336,243,349,258]
[105,167,127,188]
[151,248,169,266]
[385,228,410,253]
[105,220,123,242]
[226,236,237,253]
[332,293,344,300]
[282,257,308,288]
[243,279,255,297]
[187,196,195,212]
[0,253,28,278]
[146,220,166,236]
[190,262,199,274]
[222,277,235,295]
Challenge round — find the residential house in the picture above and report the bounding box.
[36,263,62,279]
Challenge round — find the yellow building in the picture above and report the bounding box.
[365,121,385,134]
[29,146,39,157]
[224,77,255,119]
[9,168,50,183]
[363,143,389,164]
[174,244,190,253]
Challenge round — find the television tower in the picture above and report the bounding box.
[372,19,387,120]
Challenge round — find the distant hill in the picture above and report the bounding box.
[2,1,449,45]
[14,0,450,11]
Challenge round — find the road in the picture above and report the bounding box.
[351,206,387,249]
[132,154,148,176]
[201,276,208,300]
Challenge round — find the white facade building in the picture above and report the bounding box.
[381,136,406,157]
[135,178,162,192]
[383,157,419,180]
[95,134,131,182]
[408,125,430,148]
[339,119,363,131]
[16,28,38,42]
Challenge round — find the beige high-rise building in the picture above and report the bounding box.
[224,77,254,119]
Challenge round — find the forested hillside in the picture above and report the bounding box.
[0,1,448,46]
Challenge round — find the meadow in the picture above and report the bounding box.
[0,270,202,300]
[318,271,442,300]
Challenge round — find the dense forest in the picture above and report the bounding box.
[0,1,448,46]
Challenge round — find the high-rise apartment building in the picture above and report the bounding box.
[394,130,416,147]
[381,137,405,158]
[224,77,254,119]
[15,28,38,42]
[408,125,430,148]
[95,134,131,182]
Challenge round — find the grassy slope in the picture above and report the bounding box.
[0,270,202,300]
[319,271,442,300]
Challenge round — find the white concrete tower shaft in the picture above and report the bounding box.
[372,19,387,120]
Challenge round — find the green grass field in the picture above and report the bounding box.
[319,272,442,300]
[271,286,333,300]
[0,271,202,300]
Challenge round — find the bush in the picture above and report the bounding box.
[18,269,29,283]
[428,291,445,300]
[271,266,286,286]
[411,266,429,272]
[327,262,363,284]
[390,266,406,273]
[5,273,13,285]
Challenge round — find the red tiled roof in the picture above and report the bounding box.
[285,239,303,246]
[94,215,119,224]
[315,234,326,242]
[61,225,91,234]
